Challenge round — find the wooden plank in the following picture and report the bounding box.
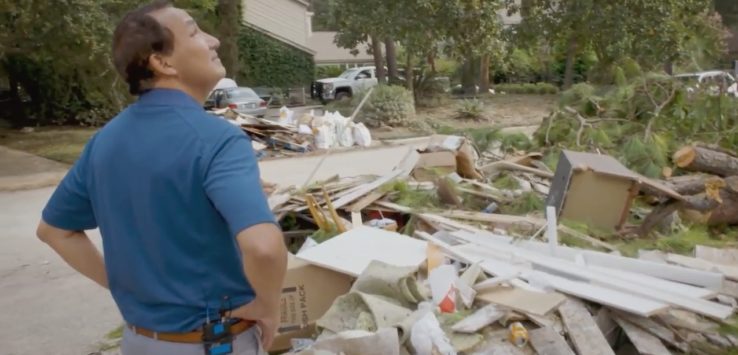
[455,247,669,317]
[450,229,723,290]
[559,299,616,355]
[476,286,566,317]
[613,316,671,355]
[594,308,619,347]
[451,304,506,333]
[350,212,363,228]
[452,238,733,319]
[297,226,426,277]
[667,253,738,281]
[614,312,688,352]
[347,191,385,212]
[529,327,576,355]
[525,313,564,335]
[695,245,738,266]
[480,160,555,179]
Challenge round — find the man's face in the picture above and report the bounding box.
[151,7,225,91]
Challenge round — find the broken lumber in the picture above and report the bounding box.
[451,304,505,333]
[559,298,616,355]
[480,160,555,179]
[673,145,738,177]
[528,327,576,355]
[613,316,671,355]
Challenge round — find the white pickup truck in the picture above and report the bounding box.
[311,66,379,103]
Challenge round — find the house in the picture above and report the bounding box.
[307,31,374,67]
[242,0,315,55]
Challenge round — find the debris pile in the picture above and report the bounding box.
[210,107,373,158]
[260,134,738,355]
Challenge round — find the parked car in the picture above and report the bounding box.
[674,71,738,98]
[311,66,379,103]
[204,87,267,117]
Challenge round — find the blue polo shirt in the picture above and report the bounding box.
[42,88,276,332]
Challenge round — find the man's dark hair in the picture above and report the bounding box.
[113,0,174,95]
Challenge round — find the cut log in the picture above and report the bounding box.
[673,145,738,177]
[667,174,723,195]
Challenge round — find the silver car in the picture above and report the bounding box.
[205,87,268,117]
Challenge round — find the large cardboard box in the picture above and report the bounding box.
[270,254,354,352]
[412,135,482,181]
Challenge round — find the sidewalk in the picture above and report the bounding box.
[0,146,69,191]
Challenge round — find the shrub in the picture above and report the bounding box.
[357,85,416,127]
[494,82,558,95]
[456,99,485,120]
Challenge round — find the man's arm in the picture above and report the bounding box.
[237,223,287,309]
[36,221,108,289]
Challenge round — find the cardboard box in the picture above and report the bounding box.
[546,150,640,231]
[411,151,458,181]
[270,254,354,352]
[415,135,483,180]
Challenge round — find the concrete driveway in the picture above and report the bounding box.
[0,187,122,355]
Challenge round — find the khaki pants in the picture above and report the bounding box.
[121,326,266,355]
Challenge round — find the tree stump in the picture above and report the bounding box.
[673,146,738,177]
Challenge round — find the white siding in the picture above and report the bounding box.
[243,0,310,49]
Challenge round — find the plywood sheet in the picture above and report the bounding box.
[297,226,427,277]
[613,316,671,355]
[477,286,566,316]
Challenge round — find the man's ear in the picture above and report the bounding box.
[148,53,177,77]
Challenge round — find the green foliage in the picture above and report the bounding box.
[495,83,558,95]
[357,85,416,127]
[502,191,545,215]
[492,174,520,190]
[500,133,533,153]
[315,65,345,79]
[616,225,738,257]
[456,99,485,120]
[236,26,314,88]
[536,73,738,178]
[381,180,440,209]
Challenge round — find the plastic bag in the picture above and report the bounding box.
[315,125,335,150]
[352,123,372,147]
[278,106,294,125]
[409,303,456,355]
[335,117,354,147]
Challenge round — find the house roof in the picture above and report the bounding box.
[307,31,374,65]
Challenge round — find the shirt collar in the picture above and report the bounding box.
[136,88,203,109]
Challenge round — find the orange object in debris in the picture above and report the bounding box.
[438,287,457,313]
[426,243,445,272]
[508,322,529,347]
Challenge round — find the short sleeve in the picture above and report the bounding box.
[204,130,276,237]
[42,140,98,231]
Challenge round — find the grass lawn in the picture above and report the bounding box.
[0,127,96,164]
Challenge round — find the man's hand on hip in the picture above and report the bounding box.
[231,297,279,349]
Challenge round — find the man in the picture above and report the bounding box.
[36,1,287,354]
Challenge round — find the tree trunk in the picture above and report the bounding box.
[385,38,399,84]
[479,54,491,94]
[563,35,578,89]
[405,51,414,93]
[428,52,437,75]
[462,56,477,96]
[371,36,386,84]
[673,145,738,177]
[707,177,738,225]
[668,174,724,195]
[216,0,240,78]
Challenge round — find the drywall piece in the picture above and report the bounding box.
[588,265,716,300]
[451,229,724,290]
[476,286,566,317]
[614,311,688,352]
[454,246,669,317]
[451,304,505,333]
[529,326,576,355]
[695,245,738,266]
[452,239,733,319]
[613,316,671,355]
[667,253,738,281]
[298,226,427,277]
[559,298,615,355]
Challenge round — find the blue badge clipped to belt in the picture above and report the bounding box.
[202,319,233,355]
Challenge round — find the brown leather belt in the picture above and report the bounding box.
[128,320,255,344]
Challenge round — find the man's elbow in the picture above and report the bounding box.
[36,221,72,244]
[237,224,288,262]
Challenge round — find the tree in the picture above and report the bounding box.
[216,0,241,78]
[0,0,217,125]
